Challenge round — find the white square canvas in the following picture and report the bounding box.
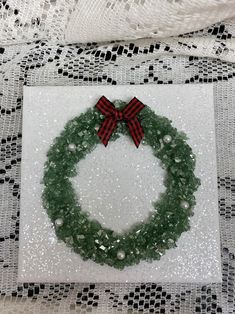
[18,84,221,283]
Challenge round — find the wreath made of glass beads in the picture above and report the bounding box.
[42,99,200,269]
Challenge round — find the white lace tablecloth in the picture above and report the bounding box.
[0,2,235,313]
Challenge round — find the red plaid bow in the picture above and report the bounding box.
[95,96,145,147]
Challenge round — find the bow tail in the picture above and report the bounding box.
[127,117,144,148]
[97,118,117,146]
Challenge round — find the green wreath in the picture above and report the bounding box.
[42,99,200,269]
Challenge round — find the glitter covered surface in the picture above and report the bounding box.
[18,84,221,283]
[73,137,166,234]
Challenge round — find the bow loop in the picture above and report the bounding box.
[96,96,117,116]
[123,97,145,120]
[95,96,145,147]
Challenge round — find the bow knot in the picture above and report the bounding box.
[95,96,145,147]
[115,110,124,121]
